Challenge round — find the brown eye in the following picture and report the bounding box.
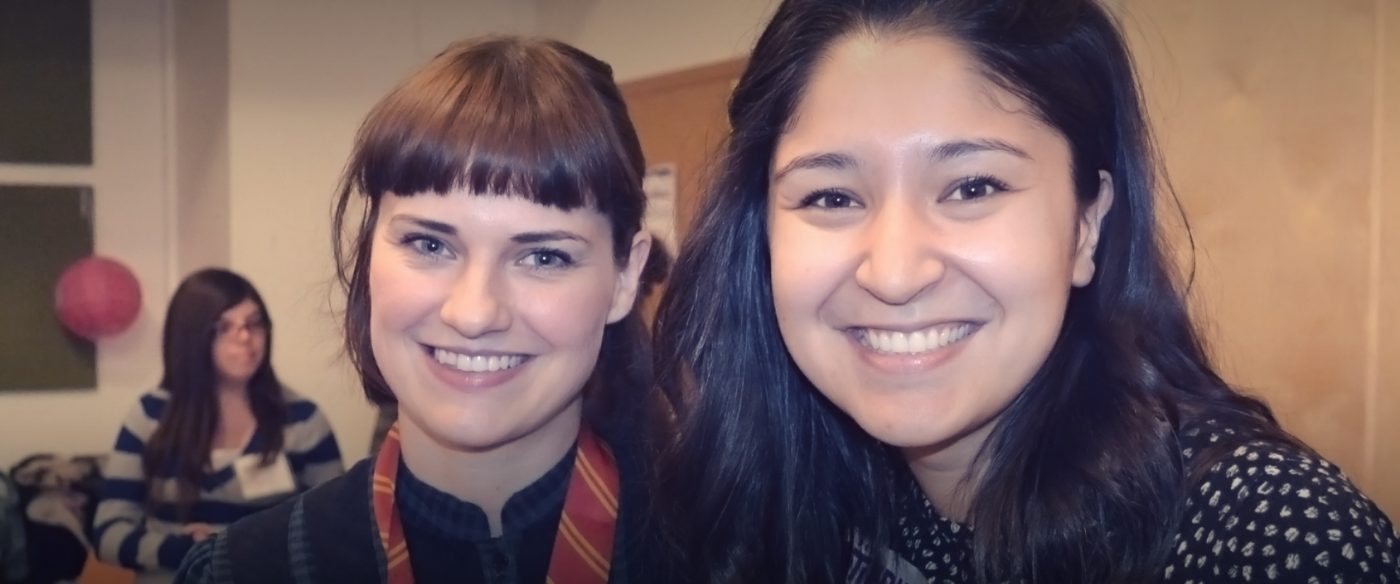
[799,189,861,209]
[947,175,1010,201]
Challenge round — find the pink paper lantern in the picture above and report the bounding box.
[54,256,142,340]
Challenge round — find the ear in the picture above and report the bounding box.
[606,231,653,324]
[1071,170,1114,287]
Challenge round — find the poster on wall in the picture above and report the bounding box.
[643,163,679,254]
[0,185,96,390]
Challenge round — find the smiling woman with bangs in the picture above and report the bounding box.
[176,36,667,583]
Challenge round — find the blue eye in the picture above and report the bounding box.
[799,189,862,209]
[522,249,575,270]
[402,234,451,258]
[948,175,1011,201]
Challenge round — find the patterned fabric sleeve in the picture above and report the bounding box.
[282,397,344,490]
[1166,433,1400,583]
[173,534,232,584]
[92,391,198,571]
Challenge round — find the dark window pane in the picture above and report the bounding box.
[0,1,93,165]
[0,185,96,389]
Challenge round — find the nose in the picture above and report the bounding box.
[439,261,512,338]
[853,199,946,305]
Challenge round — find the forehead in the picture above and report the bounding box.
[778,34,1054,163]
[220,299,261,321]
[377,190,612,236]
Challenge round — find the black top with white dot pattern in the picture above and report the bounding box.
[880,424,1400,583]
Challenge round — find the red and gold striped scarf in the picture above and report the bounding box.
[371,423,620,584]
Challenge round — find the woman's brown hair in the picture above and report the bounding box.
[331,36,656,430]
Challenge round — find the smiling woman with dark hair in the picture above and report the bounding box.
[93,268,343,584]
[177,36,668,584]
[654,0,1400,582]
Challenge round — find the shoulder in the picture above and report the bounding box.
[114,388,170,444]
[1168,426,1400,582]
[174,535,226,584]
[594,418,651,512]
[294,457,369,511]
[131,387,172,420]
[278,388,324,425]
[593,422,670,581]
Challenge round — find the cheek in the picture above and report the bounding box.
[515,273,616,347]
[367,253,438,333]
[958,213,1079,379]
[963,203,1081,295]
[768,217,845,321]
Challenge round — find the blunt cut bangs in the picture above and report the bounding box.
[346,36,645,257]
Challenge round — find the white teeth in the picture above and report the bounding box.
[860,324,974,355]
[433,348,525,373]
[908,331,928,353]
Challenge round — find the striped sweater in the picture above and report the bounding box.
[94,388,344,582]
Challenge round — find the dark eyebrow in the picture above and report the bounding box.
[390,216,584,245]
[393,216,457,236]
[512,230,587,245]
[772,151,858,183]
[927,139,1031,162]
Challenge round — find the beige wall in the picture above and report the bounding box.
[1376,0,1400,511]
[1120,0,1398,512]
[537,0,776,81]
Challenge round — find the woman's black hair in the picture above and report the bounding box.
[654,0,1298,581]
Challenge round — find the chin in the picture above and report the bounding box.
[845,405,961,450]
[864,427,948,450]
[418,416,515,451]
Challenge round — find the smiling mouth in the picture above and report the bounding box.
[855,323,977,355]
[431,347,528,373]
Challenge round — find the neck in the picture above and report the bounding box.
[217,380,250,398]
[902,415,999,523]
[397,398,583,537]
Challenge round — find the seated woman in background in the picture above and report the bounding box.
[178,36,667,583]
[654,0,1400,581]
[94,268,343,583]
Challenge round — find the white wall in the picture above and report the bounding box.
[537,0,777,80]
[0,0,173,468]
[173,0,231,276]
